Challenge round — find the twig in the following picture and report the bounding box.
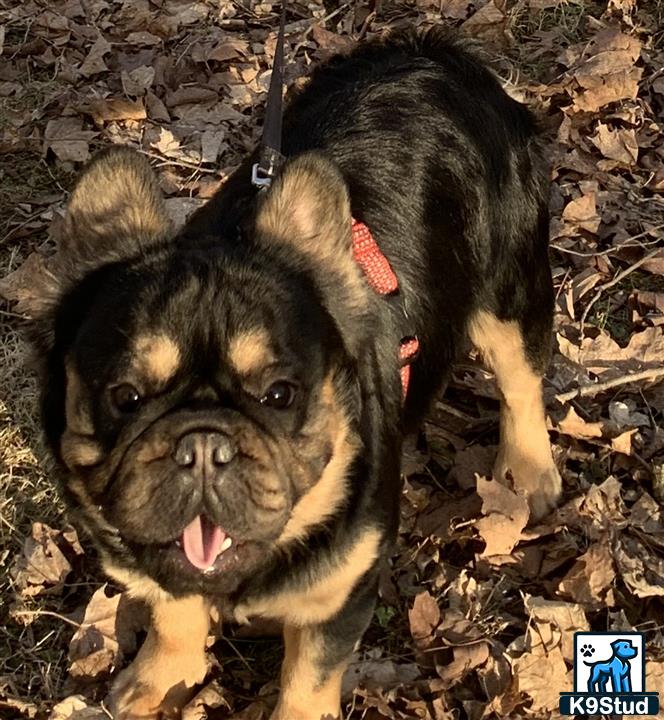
[555,367,664,404]
[11,609,81,628]
[136,149,218,174]
[551,225,664,257]
[579,246,664,335]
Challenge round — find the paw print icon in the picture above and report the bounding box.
[580,644,594,658]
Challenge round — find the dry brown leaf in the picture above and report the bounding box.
[0,251,60,316]
[561,191,601,234]
[558,537,616,609]
[641,249,664,277]
[181,680,230,720]
[524,595,588,662]
[553,406,604,439]
[343,656,420,699]
[125,31,162,46]
[121,66,155,96]
[461,1,506,44]
[646,660,664,702]
[69,585,145,678]
[475,477,529,557]
[509,628,569,711]
[44,117,98,163]
[579,476,626,527]
[79,35,111,77]
[11,523,77,597]
[557,327,664,376]
[590,123,638,165]
[200,129,226,164]
[312,25,355,59]
[435,641,491,687]
[615,535,664,598]
[408,591,440,648]
[48,695,108,720]
[572,68,642,113]
[85,98,147,123]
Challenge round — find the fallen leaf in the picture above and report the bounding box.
[85,98,147,123]
[11,523,75,597]
[561,191,600,234]
[69,585,145,678]
[44,117,97,162]
[475,478,529,557]
[79,35,111,77]
[342,655,420,700]
[558,537,616,610]
[48,695,108,720]
[121,65,155,96]
[553,406,604,439]
[615,535,664,598]
[524,595,588,662]
[408,591,440,649]
[0,251,60,316]
[590,123,638,165]
[509,628,569,711]
[125,31,162,46]
[181,680,230,720]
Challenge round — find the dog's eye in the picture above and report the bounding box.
[110,383,142,413]
[260,381,295,409]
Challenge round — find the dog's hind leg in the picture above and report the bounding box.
[468,310,561,520]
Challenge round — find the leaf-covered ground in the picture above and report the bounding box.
[1,1,664,718]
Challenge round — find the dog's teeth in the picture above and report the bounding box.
[220,537,233,552]
[175,540,182,548]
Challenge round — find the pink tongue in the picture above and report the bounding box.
[181,515,225,570]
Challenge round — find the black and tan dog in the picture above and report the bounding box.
[30,27,561,720]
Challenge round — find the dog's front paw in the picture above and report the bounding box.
[107,653,208,720]
[493,452,562,522]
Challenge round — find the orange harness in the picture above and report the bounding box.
[351,219,419,400]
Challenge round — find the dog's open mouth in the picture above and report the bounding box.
[179,514,234,572]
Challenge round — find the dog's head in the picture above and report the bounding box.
[31,147,384,596]
[611,640,637,660]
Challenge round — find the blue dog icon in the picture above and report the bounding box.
[586,639,638,693]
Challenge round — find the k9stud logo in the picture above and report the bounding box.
[560,632,659,715]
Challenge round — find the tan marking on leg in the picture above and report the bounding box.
[107,593,210,720]
[235,527,380,625]
[271,625,345,720]
[468,310,561,520]
[134,333,181,385]
[228,328,275,377]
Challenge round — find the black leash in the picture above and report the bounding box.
[251,4,286,189]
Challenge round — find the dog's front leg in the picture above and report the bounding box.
[108,594,211,720]
[272,577,378,720]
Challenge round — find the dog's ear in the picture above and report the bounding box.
[28,147,170,352]
[59,146,171,275]
[255,152,368,317]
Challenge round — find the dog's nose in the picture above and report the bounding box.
[173,431,237,471]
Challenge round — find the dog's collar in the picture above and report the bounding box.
[351,219,419,400]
